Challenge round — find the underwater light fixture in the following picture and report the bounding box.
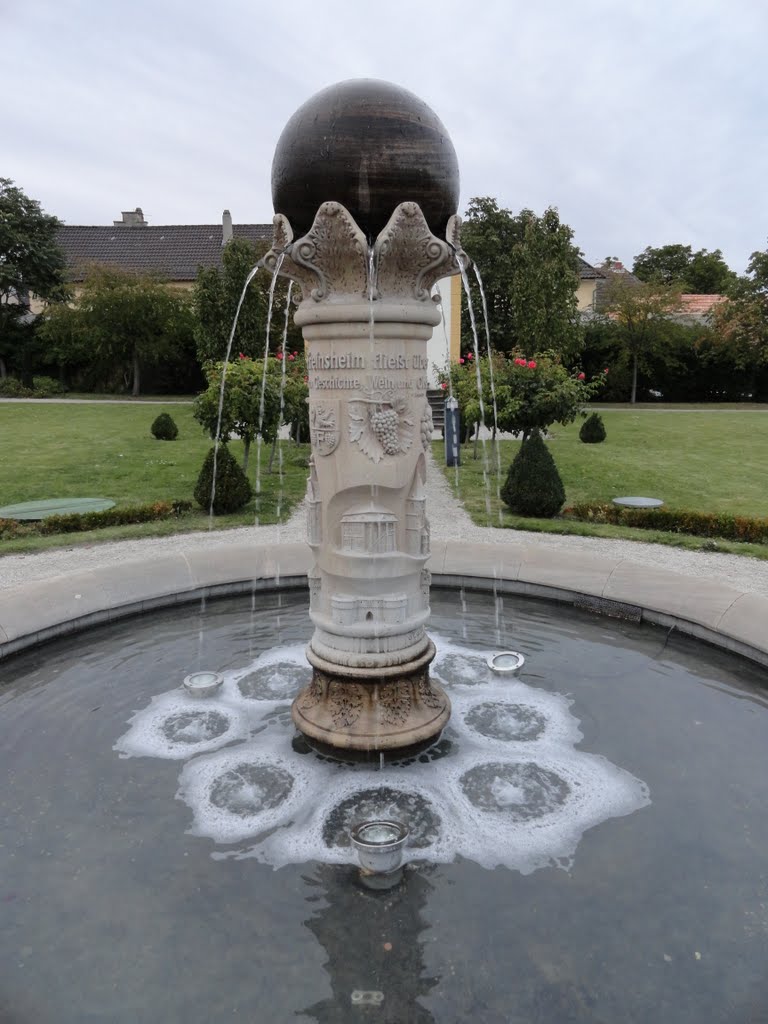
[487,651,525,674]
[182,671,224,698]
[350,820,409,888]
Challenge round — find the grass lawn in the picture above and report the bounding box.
[0,403,310,554]
[437,408,768,558]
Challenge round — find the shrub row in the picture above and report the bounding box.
[0,500,193,540]
[0,376,67,398]
[564,503,768,544]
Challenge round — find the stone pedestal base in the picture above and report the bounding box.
[292,641,450,753]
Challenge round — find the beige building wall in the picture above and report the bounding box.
[577,279,597,311]
[428,275,461,386]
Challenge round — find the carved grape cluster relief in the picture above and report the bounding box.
[349,391,414,463]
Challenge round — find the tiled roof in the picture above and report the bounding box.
[678,294,726,316]
[577,257,605,280]
[57,223,274,282]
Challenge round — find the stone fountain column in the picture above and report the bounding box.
[265,201,462,751]
[263,78,464,753]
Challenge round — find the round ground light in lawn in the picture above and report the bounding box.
[611,497,664,509]
[0,498,116,521]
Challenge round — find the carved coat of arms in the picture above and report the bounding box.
[310,402,340,456]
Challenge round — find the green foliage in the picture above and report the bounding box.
[0,179,66,303]
[0,376,34,396]
[565,503,768,544]
[440,350,603,442]
[460,197,583,359]
[192,238,303,367]
[0,374,65,397]
[36,267,196,396]
[193,238,267,364]
[709,242,768,390]
[579,411,606,443]
[193,353,308,469]
[151,412,179,440]
[598,275,684,402]
[31,375,66,396]
[0,179,69,385]
[500,432,565,517]
[194,445,253,515]
[632,244,737,294]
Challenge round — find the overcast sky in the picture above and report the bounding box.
[4,0,767,273]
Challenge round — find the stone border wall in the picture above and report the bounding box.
[1,541,766,668]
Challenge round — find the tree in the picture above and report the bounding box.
[460,197,583,359]
[193,355,283,473]
[709,241,768,398]
[599,276,683,403]
[500,432,566,518]
[60,268,195,395]
[632,244,736,294]
[440,349,603,454]
[193,237,302,366]
[0,178,68,380]
[194,445,253,515]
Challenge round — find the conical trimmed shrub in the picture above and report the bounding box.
[194,445,253,515]
[579,412,607,444]
[501,432,565,518]
[151,412,178,440]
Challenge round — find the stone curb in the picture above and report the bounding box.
[1,541,767,667]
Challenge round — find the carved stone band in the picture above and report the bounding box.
[292,664,451,751]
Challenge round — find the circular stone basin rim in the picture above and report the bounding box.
[487,651,525,674]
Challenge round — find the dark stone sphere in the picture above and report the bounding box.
[271,79,460,240]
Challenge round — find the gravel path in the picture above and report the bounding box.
[1,454,766,597]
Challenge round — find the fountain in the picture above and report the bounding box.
[1,79,768,1024]
[264,79,465,753]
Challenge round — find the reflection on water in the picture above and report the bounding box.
[0,588,767,1023]
[301,865,438,1023]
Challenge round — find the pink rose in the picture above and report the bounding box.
[440,382,447,390]
[578,372,585,380]
[527,360,537,369]
[459,358,465,364]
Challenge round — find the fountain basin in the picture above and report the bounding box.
[1,582,767,1022]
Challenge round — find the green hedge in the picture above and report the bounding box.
[0,500,193,540]
[564,503,768,544]
[0,376,67,398]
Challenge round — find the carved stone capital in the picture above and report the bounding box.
[375,202,461,301]
[264,201,466,324]
[264,202,368,305]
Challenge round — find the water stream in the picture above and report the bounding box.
[207,262,261,523]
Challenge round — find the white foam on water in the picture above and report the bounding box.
[490,777,527,805]
[115,635,651,873]
[114,691,252,760]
